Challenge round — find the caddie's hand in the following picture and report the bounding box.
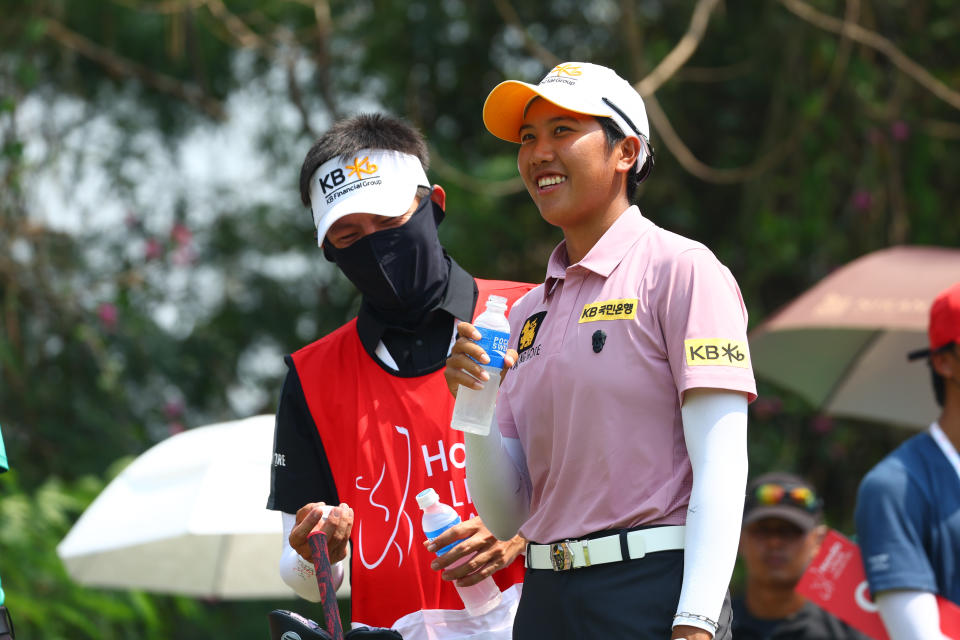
[423,516,525,587]
[444,322,517,398]
[290,502,354,564]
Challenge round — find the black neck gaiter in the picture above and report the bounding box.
[323,197,450,328]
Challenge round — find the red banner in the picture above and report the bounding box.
[796,529,960,639]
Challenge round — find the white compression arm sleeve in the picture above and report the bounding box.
[278,511,343,601]
[675,388,749,636]
[463,420,531,541]
[876,590,947,640]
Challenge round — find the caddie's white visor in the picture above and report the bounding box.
[308,149,430,246]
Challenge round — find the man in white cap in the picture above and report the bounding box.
[855,281,960,640]
[267,113,533,638]
[445,62,756,639]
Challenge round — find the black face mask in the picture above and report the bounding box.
[323,197,450,326]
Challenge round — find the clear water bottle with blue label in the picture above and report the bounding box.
[451,294,510,436]
[416,488,502,616]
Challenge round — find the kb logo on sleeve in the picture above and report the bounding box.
[684,339,751,368]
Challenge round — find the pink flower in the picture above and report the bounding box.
[890,120,910,142]
[172,245,195,266]
[97,302,118,331]
[810,414,834,434]
[171,223,192,248]
[851,190,873,212]
[751,396,783,421]
[163,399,184,419]
[145,238,163,261]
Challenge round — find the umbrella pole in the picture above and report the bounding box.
[308,531,345,640]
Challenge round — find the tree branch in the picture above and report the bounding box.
[109,0,208,15]
[780,0,960,112]
[41,17,226,120]
[635,0,723,96]
[675,60,754,83]
[427,144,526,197]
[309,0,340,120]
[491,0,560,68]
[639,0,857,184]
[204,0,270,51]
[620,0,645,79]
[286,53,316,138]
[922,118,960,140]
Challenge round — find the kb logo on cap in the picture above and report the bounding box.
[318,156,378,195]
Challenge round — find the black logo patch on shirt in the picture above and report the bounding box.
[518,311,547,354]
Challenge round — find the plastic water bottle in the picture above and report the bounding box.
[451,294,510,436]
[416,488,502,616]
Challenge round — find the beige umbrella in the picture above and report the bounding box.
[749,246,960,429]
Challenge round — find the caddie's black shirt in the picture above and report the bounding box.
[356,259,477,377]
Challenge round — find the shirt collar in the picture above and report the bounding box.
[542,206,653,300]
[356,257,476,353]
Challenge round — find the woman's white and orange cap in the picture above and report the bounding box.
[483,62,650,144]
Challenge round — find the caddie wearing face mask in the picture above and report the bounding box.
[266,113,534,639]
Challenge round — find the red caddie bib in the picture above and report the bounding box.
[292,279,533,628]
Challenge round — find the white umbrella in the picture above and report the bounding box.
[57,414,350,600]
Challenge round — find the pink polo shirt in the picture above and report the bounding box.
[498,206,756,544]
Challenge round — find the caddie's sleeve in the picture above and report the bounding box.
[855,461,938,596]
[266,357,339,513]
[660,247,757,403]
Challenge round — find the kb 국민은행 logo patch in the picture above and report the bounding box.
[684,339,750,368]
[578,298,638,323]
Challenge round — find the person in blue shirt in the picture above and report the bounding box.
[855,281,960,640]
[0,422,13,639]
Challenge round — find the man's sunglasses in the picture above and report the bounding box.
[752,482,822,513]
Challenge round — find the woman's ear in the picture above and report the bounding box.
[616,136,642,174]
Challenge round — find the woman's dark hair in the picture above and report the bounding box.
[299,113,430,208]
[597,117,651,202]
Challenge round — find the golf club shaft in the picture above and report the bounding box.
[308,531,344,640]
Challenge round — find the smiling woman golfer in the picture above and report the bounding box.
[445,63,757,640]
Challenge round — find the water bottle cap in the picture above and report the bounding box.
[415,488,439,509]
[486,295,507,308]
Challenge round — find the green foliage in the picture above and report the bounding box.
[1,0,959,633]
[0,468,313,639]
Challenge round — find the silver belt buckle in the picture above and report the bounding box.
[550,541,573,571]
